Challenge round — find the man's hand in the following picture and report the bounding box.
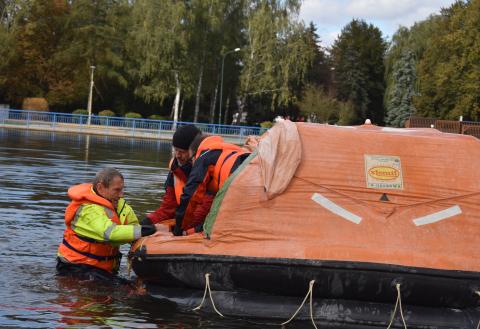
[154,223,170,233]
[151,224,174,237]
[140,224,156,237]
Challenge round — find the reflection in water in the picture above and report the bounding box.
[0,128,293,329]
[84,134,90,163]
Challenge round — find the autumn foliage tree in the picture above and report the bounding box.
[2,0,476,126]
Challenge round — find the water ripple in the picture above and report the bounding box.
[0,129,302,329]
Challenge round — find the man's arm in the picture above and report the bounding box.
[173,150,221,235]
[73,204,142,245]
[190,192,215,230]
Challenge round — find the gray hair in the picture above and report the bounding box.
[92,167,123,188]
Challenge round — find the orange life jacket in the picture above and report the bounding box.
[195,136,248,193]
[57,183,123,273]
[169,159,207,229]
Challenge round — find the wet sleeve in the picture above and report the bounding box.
[73,204,140,245]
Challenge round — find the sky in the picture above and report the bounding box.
[299,0,457,48]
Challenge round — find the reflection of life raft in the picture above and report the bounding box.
[130,121,480,328]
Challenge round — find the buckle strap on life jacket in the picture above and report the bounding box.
[62,238,119,261]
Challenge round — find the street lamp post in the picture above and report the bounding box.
[219,48,240,125]
[87,65,96,125]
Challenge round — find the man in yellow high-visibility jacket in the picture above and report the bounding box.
[57,167,156,281]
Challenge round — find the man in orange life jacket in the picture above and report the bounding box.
[57,167,157,281]
[172,134,251,236]
[141,125,215,232]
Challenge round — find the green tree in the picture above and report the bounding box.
[303,22,331,90]
[127,0,191,123]
[331,19,387,125]
[384,14,444,123]
[186,0,244,123]
[297,85,337,123]
[0,0,132,110]
[0,1,17,102]
[5,0,72,105]
[337,100,357,125]
[0,1,22,103]
[414,0,480,120]
[240,0,315,121]
[66,0,132,113]
[385,49,417,127]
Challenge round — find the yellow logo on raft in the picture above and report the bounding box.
[368,166,400,181]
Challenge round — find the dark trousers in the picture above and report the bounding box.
[56,257,132,286]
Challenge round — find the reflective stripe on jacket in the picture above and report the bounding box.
[195,136,248,193]
[57,183,140,273]
[173,136,249,235]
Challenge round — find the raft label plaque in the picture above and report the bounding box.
[364,155,403,190]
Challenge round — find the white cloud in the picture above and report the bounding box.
[299,0,457,47]
[346,0,418,20]
[300,0,345,25]
[320,31,340,49]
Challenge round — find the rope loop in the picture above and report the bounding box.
[192,273,224,317]
[281,279,318,329]
[386,283,408,329]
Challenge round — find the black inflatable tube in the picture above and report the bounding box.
[130,253,480,327]
[147,285,479,329]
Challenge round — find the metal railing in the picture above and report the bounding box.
[0,109,265,138]
[405,116,480,139]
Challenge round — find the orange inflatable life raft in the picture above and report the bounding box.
[130,121,480,328]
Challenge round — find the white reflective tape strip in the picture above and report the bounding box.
[381,127,415,133]
[311,193,362,224]
[103,223,116,241]
[413,205,462,226]
[133,225,141,240]
[104,207,114,218]
[71,205,84,229]
[333,125,355,129]
[196,149,211,160]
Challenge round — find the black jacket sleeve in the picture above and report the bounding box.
[173,150,221,236]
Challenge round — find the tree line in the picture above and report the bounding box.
[0,0,477,127]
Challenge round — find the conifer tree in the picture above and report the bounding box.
[331,19,386,124]
[385,49,417,127]
[304,22,331,90]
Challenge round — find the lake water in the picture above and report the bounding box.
[0,128,307,329]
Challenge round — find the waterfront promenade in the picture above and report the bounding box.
[0,109,264,144]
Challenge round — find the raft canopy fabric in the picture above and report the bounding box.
[135,122,480,273]
[257,120,302,200]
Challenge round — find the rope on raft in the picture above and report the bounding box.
[193,273,224,317]
[281,279,318,329]
[387,283,408,329]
